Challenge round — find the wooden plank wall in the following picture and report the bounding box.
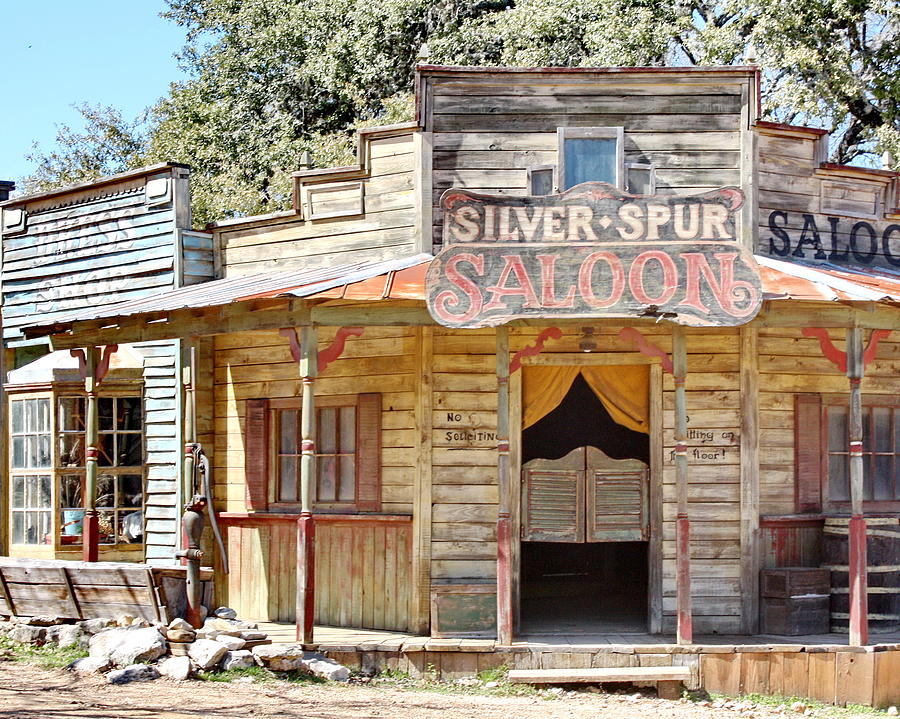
[424,71,753,252]
[212,326,417,628]
[214,133,419,276]
[219,516,412,629]
[757,327,900,516]
[756,127,899,270]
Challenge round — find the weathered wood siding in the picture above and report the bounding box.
[214,131,420,276]
[423,69,757,253]
[756,125,900,270]
[212,326,416,628]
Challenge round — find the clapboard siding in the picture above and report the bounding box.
[425,70,755,252]
[215,133,419,276]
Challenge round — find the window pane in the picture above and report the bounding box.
[12,476,24,508]
[874,456,893,501]
[12,437,24,469]
[98,511,116,544]
[12,513,24,544]
[26,436,38,468]
[340,407,356,454]
[25,476,36,507]
[862,409,872,452]
[38,476,51,507]
[279,457,298,502]
[319,408,337,454]
[60,475,82,508]
[97,474,116,508]
[627,167,653,195]
[117,434,143,467]
[121,511,143,543]
[280,410,298,454]
[828,407,847,451]
[25,511,41,544]
[38,435,51,468]
[118,397,142,429]
[36,399,50,432]
[24,399,37,432]
[339,457,356,502]
[530,168,554,196]
[99,397,114,431]
[59,435,84,467]
[11,400,23,434]
[120,474,143,507]
[564,138,617,189]
[98,434,114,467]
[873,407,891,452]
[829,453,849,502]
[317,455,337,502]
[59,397,86,431]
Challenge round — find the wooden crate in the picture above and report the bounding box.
[760,595,830,635]
[430,584,496,638]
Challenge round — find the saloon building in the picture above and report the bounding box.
[2,64,899,700]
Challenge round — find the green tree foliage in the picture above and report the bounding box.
[22,1,900,226]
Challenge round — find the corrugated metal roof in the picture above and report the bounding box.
[22,251,900,337]
[26,254,432,333]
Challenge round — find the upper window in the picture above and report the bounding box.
[558,127,624,190]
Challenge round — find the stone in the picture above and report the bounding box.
[299,653,350,682]
[240,631,267,641]
[221,650,255,671]
[167,628,196,643]
[107,663,160,684]
[88,626,167,667]
[130,617,150,628]
[79,617,116,635]
[115,614,136,627]
[26,615,66,627]
[9,624,46,644]
[205,617,256,632]
[252,643,306,671]
[188,639,228,671]
[168,618,194,632]
[56,625,88,649]
[68,656,113,674]
[158,656,193,681]
[886,707,898,717]
[169,642,190,657]
[215,634,246,651]
[212,607,237,620]
[199,606,208,622]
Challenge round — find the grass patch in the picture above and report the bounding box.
[0,636,88,669]
[368,664,548,699]
[708,693,891,718]
[196,665,275,683]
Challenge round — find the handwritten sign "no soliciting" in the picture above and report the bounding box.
[426,182,762,329]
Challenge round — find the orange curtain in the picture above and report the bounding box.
[522,365,649,435]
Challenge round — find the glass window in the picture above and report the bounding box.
[529,167,555,196]
[11,474,51,545]
[558,127,624,190]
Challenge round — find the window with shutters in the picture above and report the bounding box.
[794,394,900,513]
[244,394,381,513]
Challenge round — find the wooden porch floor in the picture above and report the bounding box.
[258,622,900,651]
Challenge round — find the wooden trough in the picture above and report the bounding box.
[0,558,213,624]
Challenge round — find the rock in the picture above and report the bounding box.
[168,618,194,632]
[78,617,116,635]
[301,652,350,682]
[26,615,66,627]
[115,614,136,627]
[252,643,306,671]
[215,634,246,651]
[68,655,113,674]
[485,681,500,688]
[212,607,237,620]
[790,702,806,713]
[107,663,160,684]
[88,626,167,667]
[205,617,256,632]
[300,654,350,682]
[887,707,898,717]
[158,656,193,681]
[169,642,190,657]
[130,617,150,628]
[240,631,267,641]
[9,624,45,644]
[221,650,255,670]
[167,629,196,643]
[56,625,88,649]
[188,639,228,671]
[199,606,208,622]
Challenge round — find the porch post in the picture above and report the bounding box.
[82,346,101,563]
[672,326,693,644]
[846,326,868,646]
[296,325,318,645]
[495,325,512,644]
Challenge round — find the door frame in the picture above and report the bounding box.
[509,353,664,635]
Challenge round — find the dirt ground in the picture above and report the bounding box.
[0,662,831,719]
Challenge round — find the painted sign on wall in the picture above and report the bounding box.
[426,182,762,329]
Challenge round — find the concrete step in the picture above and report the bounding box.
[507,666,692,699]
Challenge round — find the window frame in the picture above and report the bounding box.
[557,126,625,191]
[267,394,380,514]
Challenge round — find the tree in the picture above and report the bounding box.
[23,1,900,226]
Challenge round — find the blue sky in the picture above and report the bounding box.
[1,1,187,186]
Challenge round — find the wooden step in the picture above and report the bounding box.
[507,666,692,699]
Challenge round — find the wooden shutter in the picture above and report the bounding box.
[522,448,585,542]
[585,447,648,542]
[794,393,823,513]
[244,398,269,511]
[355,393,382,511]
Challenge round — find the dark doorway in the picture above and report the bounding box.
[520,371,650,635]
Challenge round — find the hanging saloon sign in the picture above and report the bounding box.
[425,182,763,329]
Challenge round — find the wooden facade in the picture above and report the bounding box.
[3,66,900,668]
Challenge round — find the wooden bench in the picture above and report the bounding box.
[507,666,692,699]
[0,558,213,624]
